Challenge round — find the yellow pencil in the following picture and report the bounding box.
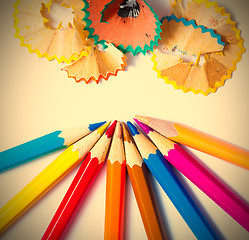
[135,115,249,170]
[0,122,110,234]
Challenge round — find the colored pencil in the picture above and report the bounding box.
[0,122,110,234]
[122,123,165,240]
[0,121,106,172]
[42,121,117,240]
[135,115,249,170]
[135,119,249,232]
[104,122,126,240]
[127,121,219,240]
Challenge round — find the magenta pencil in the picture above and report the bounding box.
[135,119,249,232]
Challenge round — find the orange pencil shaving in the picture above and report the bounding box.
[135,116,249,170]
[104,122,126,240]
[122,123,165,240]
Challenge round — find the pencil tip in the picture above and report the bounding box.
[122,122,131,142]
[134,115,149,124]
[88,121,106,131]
[134,118,153,134]
[97,121,110,135]
[114,121,122,139]
[127,121,140,136]
[106,120,117,138]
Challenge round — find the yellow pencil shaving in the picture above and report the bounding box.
[195,51,202,66]
[61,2,70,8]
[172,0,177,7]
[44,1,52,14]
[204,53,210,61]
[57,21,63,29]
[187,62,194,68]
[215,51,224,56]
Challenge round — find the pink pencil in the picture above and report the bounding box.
[135,119,249,232]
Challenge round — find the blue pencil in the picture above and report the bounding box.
[127,121,218,240]
[0,121,106,172]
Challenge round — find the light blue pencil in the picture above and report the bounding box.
[0,121,106,172]
[127,121,219,240]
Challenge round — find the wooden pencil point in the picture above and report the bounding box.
[106,120,117,138]
[121,122,132,143]
[97,121,111,135]
[115,121,122,139]
[134,115,150,125]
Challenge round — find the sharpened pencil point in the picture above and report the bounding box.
[122,123,132,142]
[106,121,117,138]
[127,121,139,136]
[134,115,149,125]
[134,119,153,134]
[114,121,122,139]
[88,121,107,131]
[97,122,111,135]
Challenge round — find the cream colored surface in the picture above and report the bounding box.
[0,0,249,239]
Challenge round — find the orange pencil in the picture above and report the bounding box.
[135,115,249,170]
[104,122,126,240]
[122,123,165,240]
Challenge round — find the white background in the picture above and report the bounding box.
[0,0,249,239]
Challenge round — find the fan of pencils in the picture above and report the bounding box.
[0,117,249,239]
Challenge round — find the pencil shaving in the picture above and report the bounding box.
[161,16,224,56]
[82,0,162,55]
[153,14,228,95]
[163,0,246,95]
[13,0,91,63]
[61,43,127,84]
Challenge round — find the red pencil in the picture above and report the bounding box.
[42,121,117,240]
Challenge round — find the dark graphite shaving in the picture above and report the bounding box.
[118,0,140,18]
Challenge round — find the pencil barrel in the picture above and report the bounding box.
[127,163,164,240]
[144,149,218,240]
[0,147,80,233]
[165,144,249,231]
[42,154,103,239]
[104,160,126,240]
[0,131,64,172]
[172,123,249,169]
